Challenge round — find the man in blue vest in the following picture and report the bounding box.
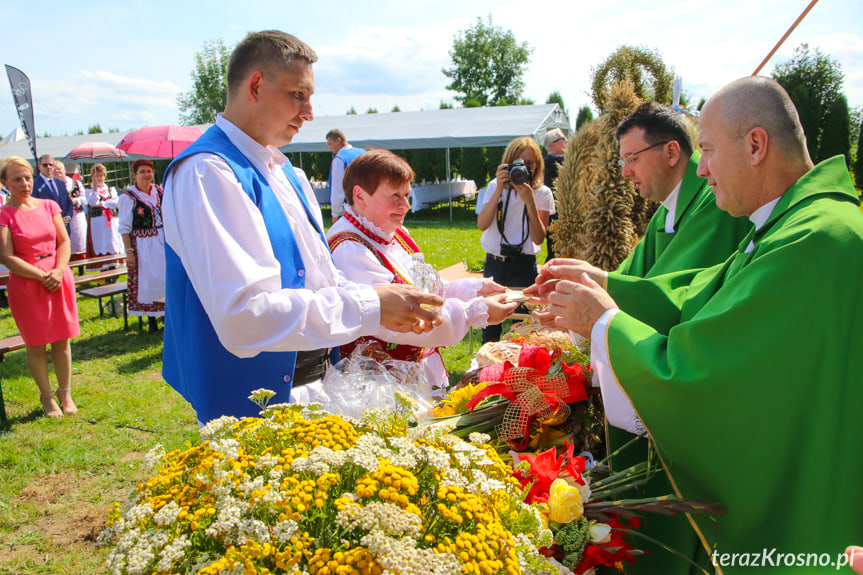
[33,154,72,231]
[161,30,442,426]
[327,129,364,222]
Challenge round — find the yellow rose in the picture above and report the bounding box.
[547,478,584,524]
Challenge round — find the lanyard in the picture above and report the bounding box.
[496,188,529,247]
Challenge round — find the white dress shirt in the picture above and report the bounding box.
[162,115,381,359]
[329,145,355,218]
[660,179,683,233]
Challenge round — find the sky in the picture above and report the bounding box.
[2,0,861,139]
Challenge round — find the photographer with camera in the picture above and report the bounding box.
[477,136,555,343]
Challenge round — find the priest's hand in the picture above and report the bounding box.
[375,284,443,334]
[532,273,618,337]
[535,258,607,290]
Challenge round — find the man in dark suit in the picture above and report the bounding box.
[33,154,73,230]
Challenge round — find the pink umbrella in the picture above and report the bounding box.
[117,125,204,159]
[66,141,128,160]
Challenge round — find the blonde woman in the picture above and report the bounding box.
[53,160,88,252]
[0,157,80,417]
[477,136,555,342]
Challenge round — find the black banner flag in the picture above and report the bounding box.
[5,65,38,161]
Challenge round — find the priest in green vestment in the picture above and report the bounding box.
[531,77,863,574]
[552,102,753,573]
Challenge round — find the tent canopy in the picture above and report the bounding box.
[0,104,570,162]
[281,104,570,152]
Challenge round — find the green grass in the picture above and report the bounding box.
[0,203,543,574]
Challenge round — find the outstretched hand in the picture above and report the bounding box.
[484,294,519,325]
[531,272,618,337]
[375,284,444,334]
[478,279,506,296]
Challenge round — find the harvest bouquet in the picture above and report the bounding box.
[435,321,602,454]
[99,390,568,575]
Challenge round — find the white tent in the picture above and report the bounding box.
[0,104,570,164]
[280,104,570,153]
[0,127,25,148]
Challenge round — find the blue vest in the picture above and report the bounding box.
[328,146,365,194]
[162,124,326,423]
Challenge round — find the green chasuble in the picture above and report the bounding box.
[604,153,751,574]
[604,157,863,574]
[614,152,752,279]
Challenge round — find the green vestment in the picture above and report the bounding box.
[614,152,751,279]
[606,153,751,574]
[604,157,863,574]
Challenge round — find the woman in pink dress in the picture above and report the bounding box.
[0,156,80,418]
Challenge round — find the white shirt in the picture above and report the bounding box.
[329,144,355,217]
[660,179,683,233]
[479,180,555,256]
[589,197,782,433]
[162,115,381,358]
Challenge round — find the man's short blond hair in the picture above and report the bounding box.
[227,30,318,97]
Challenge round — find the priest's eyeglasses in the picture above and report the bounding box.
[618,140,671,167]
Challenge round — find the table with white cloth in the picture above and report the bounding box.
[409,180,477,213]
[312,182,330,206]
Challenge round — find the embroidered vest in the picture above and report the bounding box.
[162,124,321,423]
[124,185,163,237]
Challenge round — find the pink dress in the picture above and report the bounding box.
[0,200,80,345]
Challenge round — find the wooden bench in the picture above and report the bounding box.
[71,254,125,275]
[79,281,134,329]
[0,335,26,427]
[73,267,127,287]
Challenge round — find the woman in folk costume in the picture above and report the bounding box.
[119,159,165,332]
[327,149,517,395]
[85,163,124,260]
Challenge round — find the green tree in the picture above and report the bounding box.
[442,16,533,107]
[366,108,378,114]
[88,123,103,134]
[575,106,593,131]
[391,105,401,112]
[772,44,844,162]
[346,107,357,115]
[439,100,453,109]
[177,39,230,125]
[819,94,851,166]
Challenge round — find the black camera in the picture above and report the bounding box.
[507,159,532,186]
[499,242,523,259]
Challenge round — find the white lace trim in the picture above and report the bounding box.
[344,204,394,243]
[464,297,490,328]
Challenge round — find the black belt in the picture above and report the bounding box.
[487,252,535,263]
[34,254,52,261]
[292,349,330,387]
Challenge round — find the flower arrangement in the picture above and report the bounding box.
[99,391,570,575]
[435,340,601,454]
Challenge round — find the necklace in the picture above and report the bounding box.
[342,211,393,245]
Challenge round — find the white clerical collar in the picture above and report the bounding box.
[660,178,683,233]
[216,114,288,172]
[749,197,781,231]
[744,197,781,253]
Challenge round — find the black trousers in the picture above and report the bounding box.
[481,252,537,343]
